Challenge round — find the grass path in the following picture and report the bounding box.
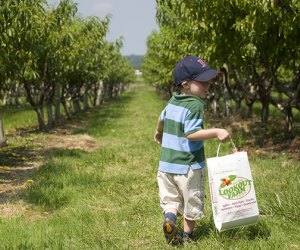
[0,84,167,249]
[0,83,299,249]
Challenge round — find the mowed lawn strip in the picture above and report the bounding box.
[0,83,299,249]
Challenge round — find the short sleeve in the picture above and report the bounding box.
[184,110,203,135]
[159,107,166,122]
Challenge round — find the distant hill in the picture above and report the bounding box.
[125,54,143,70]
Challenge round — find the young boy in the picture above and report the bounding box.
[154,55,231,244]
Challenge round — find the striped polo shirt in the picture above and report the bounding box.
[159,94,206,174]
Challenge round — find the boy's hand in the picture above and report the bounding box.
[154,130,163,144]
[216,129,231,142]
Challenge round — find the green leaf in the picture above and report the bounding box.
[228,175,236,181]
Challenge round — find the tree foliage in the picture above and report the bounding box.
[0,0,135,131]
[143,0,300,138]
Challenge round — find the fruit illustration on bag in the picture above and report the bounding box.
[220,175,236,187]
[219,175,253,200]
[224,177,231,185]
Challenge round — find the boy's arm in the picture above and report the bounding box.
[186,128,230,142]
[154,116,164,144]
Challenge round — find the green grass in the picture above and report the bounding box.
[0,83,299,249]
[0,104,37,131]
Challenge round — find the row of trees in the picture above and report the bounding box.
[143,0,300,139]
[0,0,135,143]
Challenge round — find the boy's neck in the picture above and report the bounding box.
[180,89,191,96]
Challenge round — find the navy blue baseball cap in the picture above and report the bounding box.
[173,55,222,86]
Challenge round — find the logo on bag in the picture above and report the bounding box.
[219,175,252,200]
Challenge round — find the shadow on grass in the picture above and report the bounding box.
[0,146,39,167]
[0,142,99,209]
[0,145,44,204]
[0,89,136,210]
[24,147,104,211]
[220,221,271,241]
[194,216,271,242]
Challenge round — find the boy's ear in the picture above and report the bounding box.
[181,81,190,89]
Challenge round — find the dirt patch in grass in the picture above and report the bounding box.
[0,120,102,218]
[44,133,101,152]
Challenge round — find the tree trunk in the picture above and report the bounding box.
[108,84,114,99]
[261,100,269,124]
[82,84,90,111]
[82,93,89,110]
[223,93,230,117]
[8,86,13,105]
[235,99,242,113]
[62,100,71,119]
[284,106,294,139]
[95,80,103,106]
[54,85,62,122]
[245,102,253,118]
[119,82,126,94]
[211,99,218,114]
[3,93,7,106]
[45,85,55,128]
[72,98,81,113]
[66,99,73,115]
[36,105,46,130]
[14,82,22,105]
[0,117,7,147]
[23,80,46,130]
[46,102,54,128]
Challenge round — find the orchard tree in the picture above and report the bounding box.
[0,0,51,130]
[142,29,180,98]
[42,0,79,125]
[0,0,135,131]
[102,39,135,100]
[228,0,300,137]
[144,0,300,138]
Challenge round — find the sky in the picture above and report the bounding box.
[47,0,159,56]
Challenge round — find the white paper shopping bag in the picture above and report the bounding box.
[207,142,259,232]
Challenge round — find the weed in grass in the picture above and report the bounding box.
[260,191,299,221]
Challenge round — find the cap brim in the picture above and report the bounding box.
[194,69,222,82]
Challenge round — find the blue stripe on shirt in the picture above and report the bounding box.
[162,104,191,123]
[159,160,206,174]
[162,133,203,152]
[185,118,203,134]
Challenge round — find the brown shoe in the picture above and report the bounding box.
[163,219,182,245]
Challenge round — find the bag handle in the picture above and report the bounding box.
[217,139,237,157]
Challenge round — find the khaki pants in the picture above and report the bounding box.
[157,167,206,221]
